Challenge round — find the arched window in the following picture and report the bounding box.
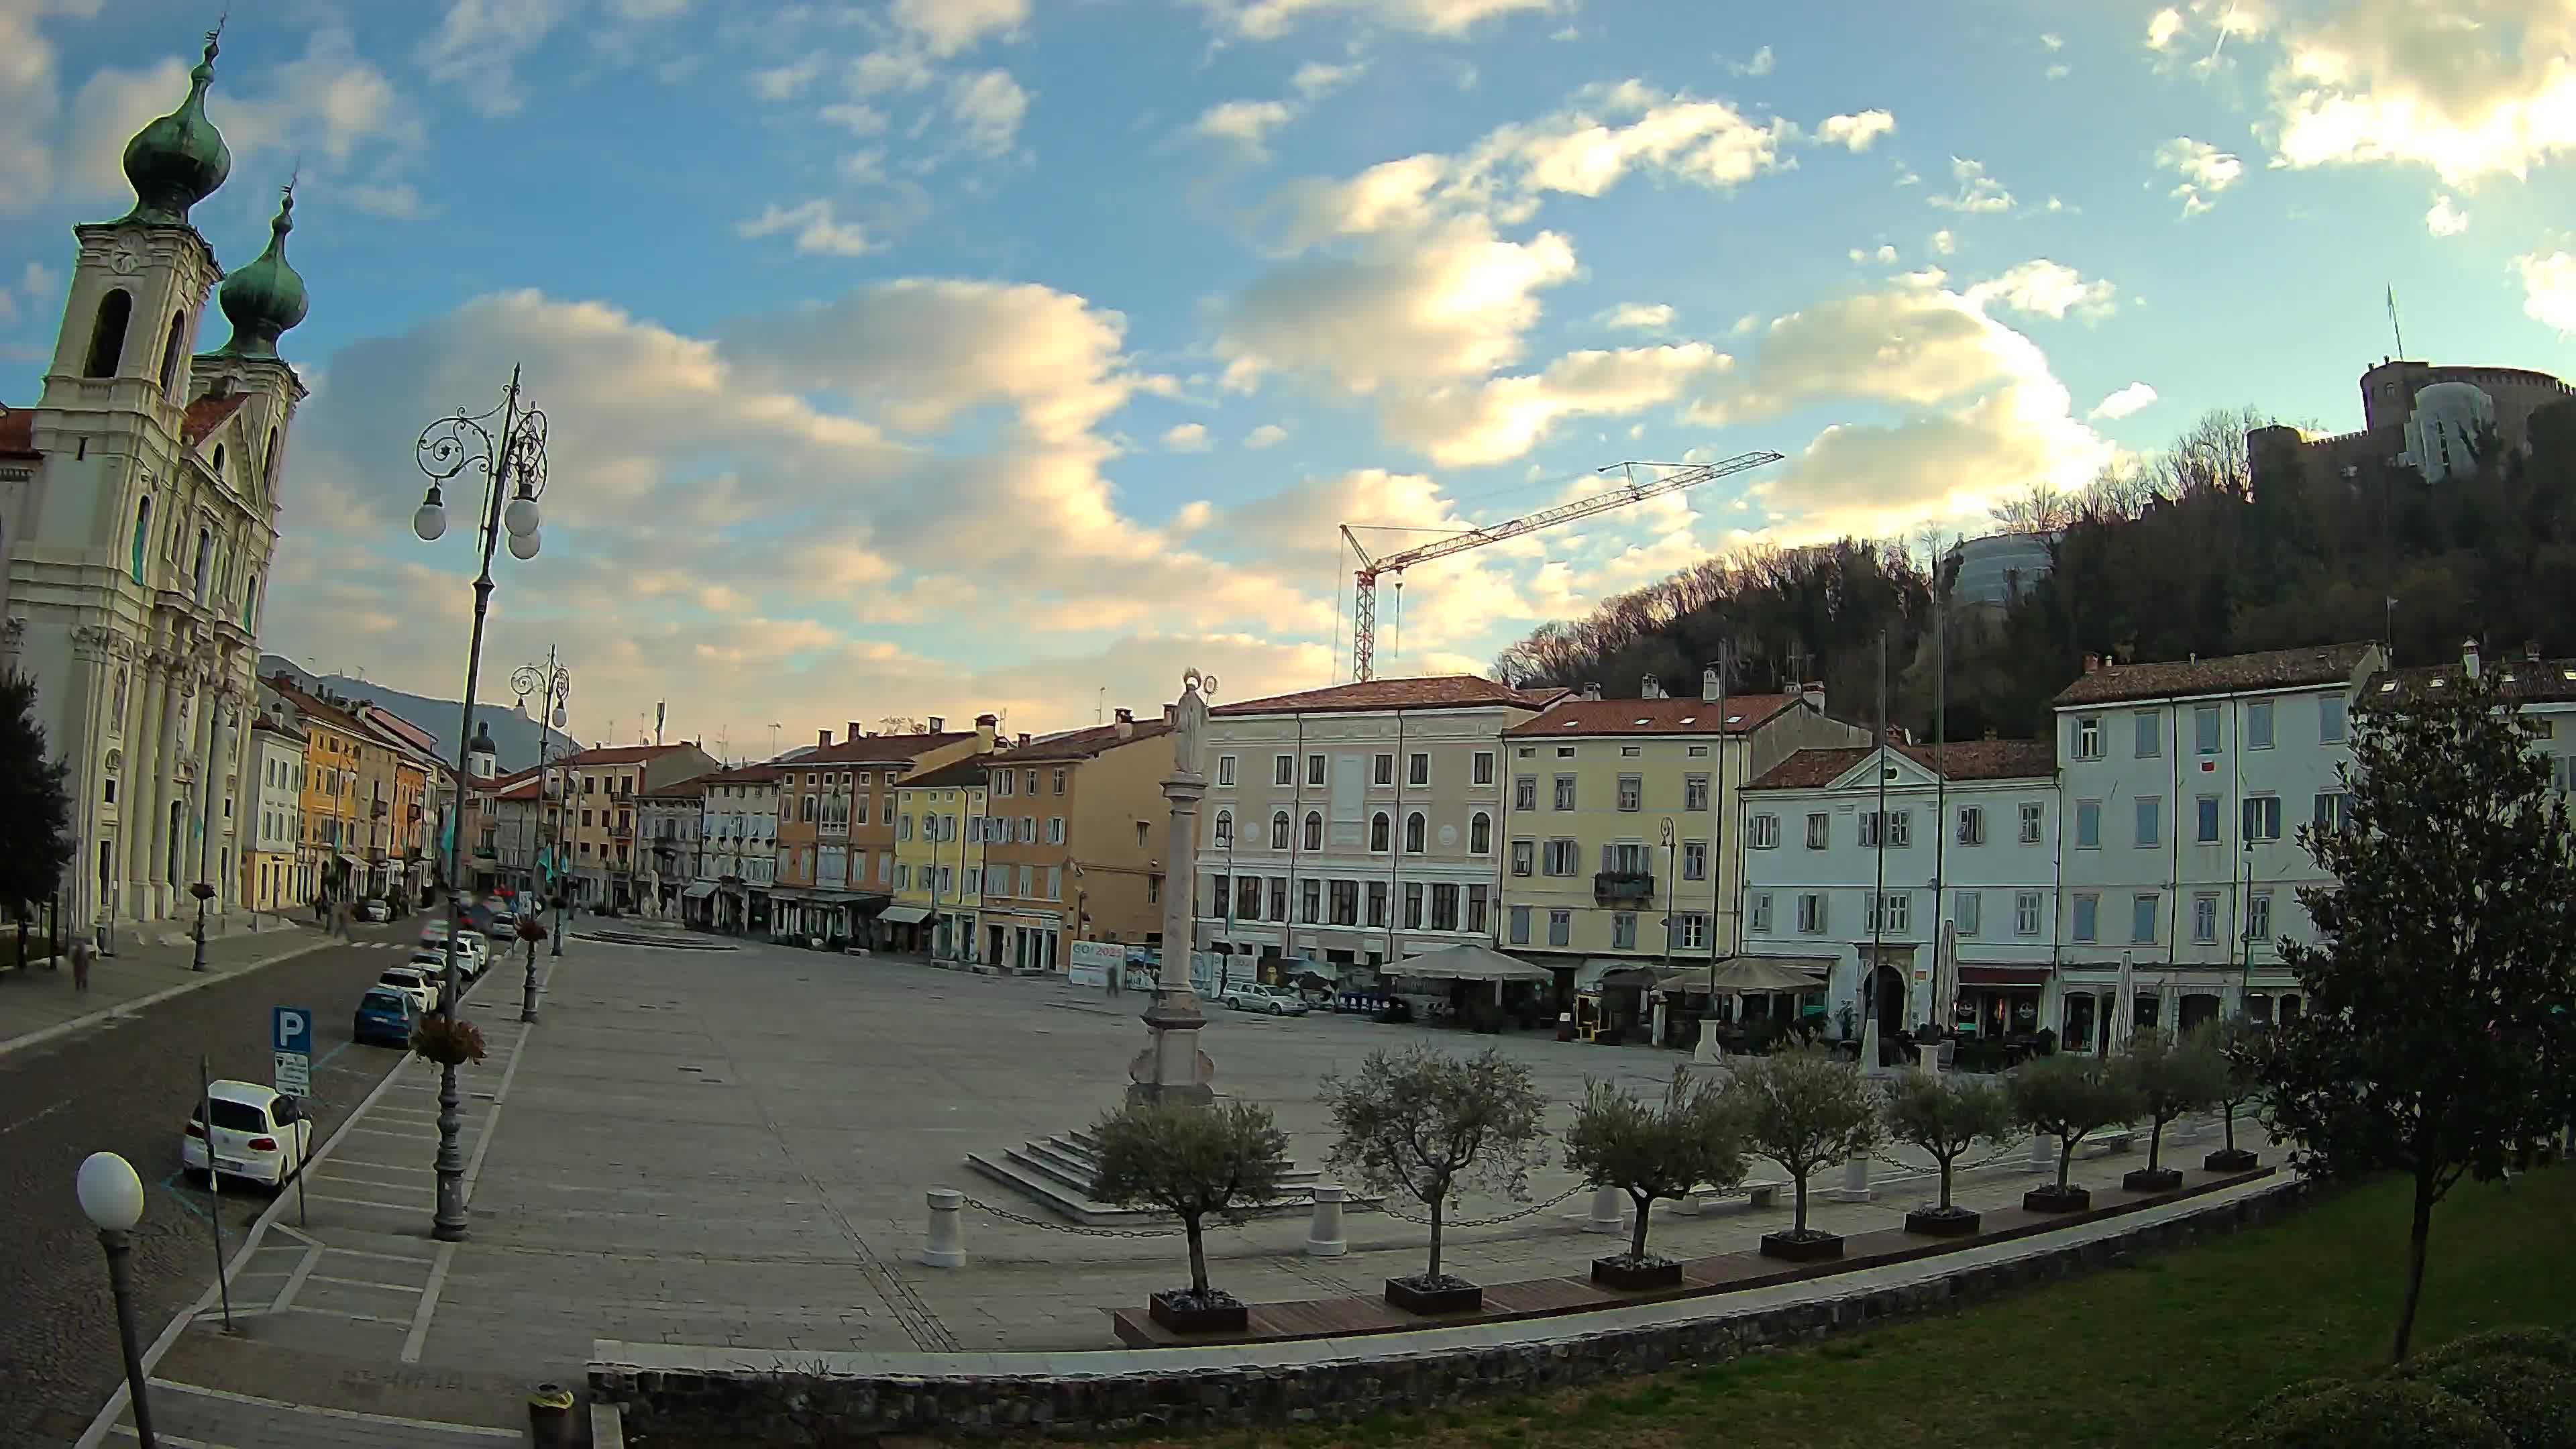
[211,443,226,478]
[1212,809,1232,848]
[1302,810,1322,851]
[158,312,187,396]
[1370,811,1390,852]
[1470,811,1493,855]
[84,289,132,378]
[1269,810,1290,849]
[129,496,152,583]
[1404,811,1426,853]
[263,426,282,488]
[241,572,258,628]
[192,527,213,601]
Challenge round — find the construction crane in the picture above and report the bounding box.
[1340,451,1784,682]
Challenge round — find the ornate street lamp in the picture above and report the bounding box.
[511,651,572,1016]
[409,366,549,1242]
[76,1151,157,1447]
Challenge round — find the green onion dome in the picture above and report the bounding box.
[214,187,308,359]
[119,32,230,227]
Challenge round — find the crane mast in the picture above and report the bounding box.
[1343,451,1783,682]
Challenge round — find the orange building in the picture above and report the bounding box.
[769,715,996,943]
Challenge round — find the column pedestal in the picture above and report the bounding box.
[1128,743,1216,1108]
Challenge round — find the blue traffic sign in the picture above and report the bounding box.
[271,1006,313,1057]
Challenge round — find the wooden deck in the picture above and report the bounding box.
[1111,1165,2275,1348]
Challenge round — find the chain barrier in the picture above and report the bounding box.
[1371,1183,1586,1229]
[958,1194,1189,1238]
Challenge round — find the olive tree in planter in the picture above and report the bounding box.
[1563,1067,1744,1290]
[2008,1052,2142,1213]
[2202,1018,2266,1173]
[1087,1101,1290,1335]
[1322,1045,1548,1315]
[1727,1046,1882,1263]
[1882,1069,2015,1237]
[2116,1029,2228,1192]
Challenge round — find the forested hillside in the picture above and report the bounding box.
[1493,400,2576,741]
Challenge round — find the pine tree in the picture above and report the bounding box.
[2258,665,2576,1362]
[0,670,76,932]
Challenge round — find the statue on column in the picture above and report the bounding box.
[1173,668,1214,780]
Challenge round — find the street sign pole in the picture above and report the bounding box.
[197,1056,233,1332]
[272,1008,315,1225]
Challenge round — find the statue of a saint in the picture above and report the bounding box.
[1173,669,1216,777]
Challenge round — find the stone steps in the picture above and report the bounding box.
[965,1128,1340,1227]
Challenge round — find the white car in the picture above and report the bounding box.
[1220,983,1311,1016]
[379,964,441,1014]
[182,1081,313,1189]
[418,926,488,977]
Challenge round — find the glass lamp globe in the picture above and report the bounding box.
[412,490,448,543]
[503,494,541,538]
[76,1151,144,1232]
[507,527,541,561]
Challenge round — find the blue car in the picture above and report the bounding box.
[353,985,418,1048]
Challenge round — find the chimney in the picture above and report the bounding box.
[1582,681,1603,702]
[847,721,862,741]
[973,713,994,750]
[2463,639,2481,679]
[1114,707,1135,739]
[928,716,947,734]
[818,727,833,749]
[1018,732,1032,747]
[1801,680,1827,712]
[2084,653,2100,674]
[1701,667,1721,703]
[1640,673,1663,699]
[2526,641,2542,662]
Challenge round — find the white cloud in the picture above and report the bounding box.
[2089,381,2159,419]
[2516,251,2576,333]
[1197,0,1557,41]
[1292,60,1363,98]
[348,182,423,219]
[1162,422,1212,451]
[890,0,1030,55]
[1813,109,1896,151]
[1378,343,1733,466]
[1968,259,2118,321]
[751,50,833,100]
[1245,423,1289,448]
[1194,98,1295,156]
[1929,228,1956,256]
[605,0,690,17]
[735,199,878,256]
[1462,82,1801,208]
[2041,32,2063,51]
[1928,155,2014,212]
[2145,7,2185,50]
[23,260,58,298]
[419,0,567,117]
[2155,136,2243,215]
[1600,301,1674,332]
[947,68,1029,154]
[1728,45,1776,77]
[0,0,97,212]
[2426,193,2470,235]
[2261,0,2576,184]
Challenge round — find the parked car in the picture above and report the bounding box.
[378,965,440,1014]
[418,925,488,977]
[180,1081,312,1190]
[407,947,472,987]
[356,897,392,923]
[1220,982,1310,1016]
[353,985,419,1047]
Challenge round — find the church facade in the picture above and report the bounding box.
[0,29,312,940]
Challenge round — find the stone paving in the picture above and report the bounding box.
[87,928,2277,1444]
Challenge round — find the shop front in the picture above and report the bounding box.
[1953,963,2050,1039]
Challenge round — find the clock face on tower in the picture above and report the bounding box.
[107,239,147,276]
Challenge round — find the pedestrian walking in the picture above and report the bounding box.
[70,936,95,993]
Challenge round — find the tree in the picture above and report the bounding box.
[1724,1046,1882,1238]
[1880,1069,2014,1215]
[1087,1102,1289,1303]
[1563,1067,1744,1263]
[2257,665,2576,1362]
[1321,1046,1548,1286]
[2204,1017,2267,1165]
[2009,1053,2142,1194]
[0,671,75,931]
[2117,1029,2229,1176]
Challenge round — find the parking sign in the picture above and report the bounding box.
[272,1006,313,1098]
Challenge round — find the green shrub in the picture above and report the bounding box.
[2406,1326,2576,1376]
[2239,1375,2351,1424]
[2222,1379,2508,1449]
[2419,1354,2576,1448]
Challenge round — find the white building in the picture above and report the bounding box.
[696,762,781,933]
[243,715,304,912]
[1193,676,1556,979]
[2051,643,2384,1046]
[1738,739,2061,1043]
[0,36,309,936]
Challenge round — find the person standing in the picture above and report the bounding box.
[70,935,95,993]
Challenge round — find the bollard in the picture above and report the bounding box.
[920,1187,967,1269]
[1825,1153,1875,1203]
[1305,1185,1348,1256]
[2025,1131,2052,1175]
[1582,1185,1623,1233]
[527,1383,577,1448]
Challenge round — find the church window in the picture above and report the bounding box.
[193,527,213,602]
[158,312,186,396]
[85,290,132,378]
[130,497,152,583]
[242,572,258,628]
[264,427,281,488]
[211,443,225,478]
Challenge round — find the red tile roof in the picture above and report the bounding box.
[1505,694,1803,738]
[181,392,251,447]
[792,730,977,765]
[902,757,991,790]
[0,407,35,459]
[992,718,1173,761]
[566,743,696,766]
[2053,643,2376,706]
[698,763,786,785]
[1212,675,1556,717]
[264,675,365,735]
[1747,739,2057,791]
[493,777,545,802]
[2367,657,2576,706]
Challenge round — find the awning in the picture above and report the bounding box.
[337,853,363,869]
[1592,963,1664,989]
[682,882,718,900]
[1701,955,1835,994]
[1958,964,2051,987]
[1395,943,1552,983]
[879,905,932,924]
[1285,959,1342,981]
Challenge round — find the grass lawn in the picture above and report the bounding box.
[1137,1167,2576,1449]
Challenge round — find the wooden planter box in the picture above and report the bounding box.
[1903,1206,1981,1238]
[1383,1276,1483,1315]
[1146,1289,1248,1335]
[2023,1184,2092,1214]
[1758,1230,1844,1263]
[2123,1167,2184,1193]
[2204,1148,2260,1173]
[1590,1256,1684,1291]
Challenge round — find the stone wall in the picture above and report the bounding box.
[595,1180,2306,1442]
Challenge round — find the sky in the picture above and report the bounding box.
[3,0,2573,755]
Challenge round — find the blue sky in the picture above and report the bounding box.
[5,0,2572,748]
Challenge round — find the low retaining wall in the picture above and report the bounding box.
[595,1177,2307,1441]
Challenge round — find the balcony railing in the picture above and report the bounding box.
[1593,870,1654,905]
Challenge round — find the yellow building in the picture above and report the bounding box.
[243,716,305,913]
[1497,680,1866,1005]
[890,756,989,959]
[261,676,368,902]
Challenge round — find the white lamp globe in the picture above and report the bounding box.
[503,494,541,539]
[507,527,541,561]
[76,1151,144,1232]
[412,498,447,543]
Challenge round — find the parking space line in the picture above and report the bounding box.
[268,1246,321,1313]
[400,1241,456,1364]
[109,1427,237,1448]
[149,1381,521,1438]
[281,1303,411,1327]
[305,1192,415,1212]
[324,1159,433,1174]
[306,1273,426,1295]
[321,1244,438,1265]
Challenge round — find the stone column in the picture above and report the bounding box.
[1128,671,1216,1108]
[125,657,166,916]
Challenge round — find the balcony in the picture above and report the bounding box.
[1593,870,1655,906]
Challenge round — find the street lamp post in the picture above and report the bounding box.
[410,366,549,1242]
[76,1151,157,1448]
[512,651,571,1018]
[189,704,229,971]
